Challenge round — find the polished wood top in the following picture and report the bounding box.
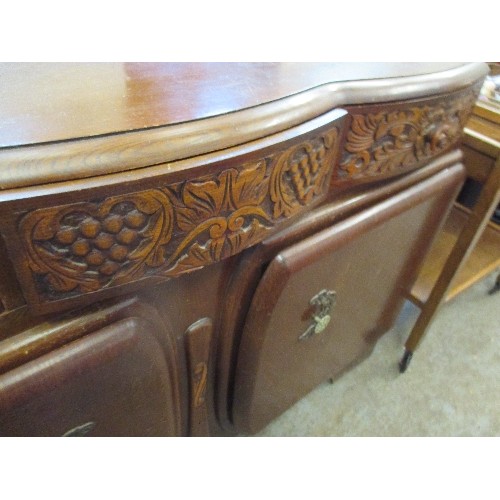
[0,62,468,148]
[0,62,488,191]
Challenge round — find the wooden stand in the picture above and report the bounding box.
[409,204,500,306]
[401,101,500,372]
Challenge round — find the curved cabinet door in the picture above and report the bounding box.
[232,165,465,434]
[0,317,180,436]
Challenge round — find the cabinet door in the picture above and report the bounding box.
[0,317,180,436]
[232,165,464,434]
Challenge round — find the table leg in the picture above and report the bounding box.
[400,158,500,372]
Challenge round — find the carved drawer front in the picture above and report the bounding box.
[232,164,465,434]
[0,108,345,315]
[334,85,480,185]
[0,317,180,436]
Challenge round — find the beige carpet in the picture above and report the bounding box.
[256,273,500,436]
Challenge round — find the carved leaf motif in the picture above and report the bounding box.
[33,245,89,293]
[126,192,174,270]
[270,152,297,218]
[176,162,268,234]
[16,123,341,303]
[165,241,214,275]
[345,113,380,154]
[165,217,270,278]
[339,87,480,179]
[225,217,270,257]
[370,144,415,174]
[229,160,268,209]
[176,179,223,233]
[168,162,272,268]
[375,110,421,140]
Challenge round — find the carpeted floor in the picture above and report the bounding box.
[256,273,500,437]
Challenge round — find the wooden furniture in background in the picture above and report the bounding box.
[0,63,489,435]
[401,99,500,371]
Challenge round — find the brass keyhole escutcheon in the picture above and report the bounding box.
[313,314,331,334]
[299,289,336,341]
[62,421,96,437]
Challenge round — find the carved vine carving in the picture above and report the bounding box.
[18,127,339,301]
[338,87,480,179]
[163,161,273,277]
[20,191,173,296]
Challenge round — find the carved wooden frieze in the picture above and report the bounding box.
[16,127,339,304]
[20,192,174,298]
[338,86,480,179]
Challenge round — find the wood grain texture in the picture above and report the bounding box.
[215,151,465,429]
[0,296,185,435]
[0,317,181,436]
[0,63,465,147]
[0,83,482,315]
[0,63,487,190]
[232,165,465,433]
[2,116,342,312]
[0,297,139,374]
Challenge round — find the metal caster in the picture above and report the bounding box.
[488,275,500,295]
[399,350,413,373]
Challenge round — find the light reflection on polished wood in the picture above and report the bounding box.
[0,63,487,190]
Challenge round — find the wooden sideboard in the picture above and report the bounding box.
[0,63,489,436]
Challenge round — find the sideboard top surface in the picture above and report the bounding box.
[0,62,466,148]
[0,62,488,191]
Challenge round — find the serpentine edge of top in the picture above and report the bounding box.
[0,63,489,191]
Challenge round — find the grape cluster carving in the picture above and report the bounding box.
[18,126,340,302]
[270,130,337,218]
[52,202,147,278]
[21,191,172,296]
